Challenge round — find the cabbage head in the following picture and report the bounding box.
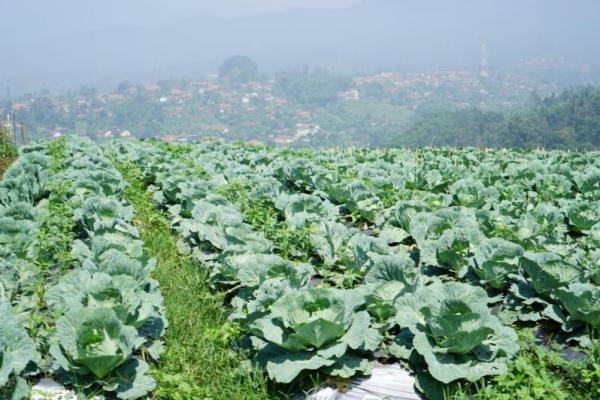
[50,308,141,378]
[50,308,155,399]
[393,281,518,397]
[249,287,381,383]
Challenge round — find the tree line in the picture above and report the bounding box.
[398,87,600,150]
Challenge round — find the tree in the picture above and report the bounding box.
[218,55,259,84]
[274,69,351,107]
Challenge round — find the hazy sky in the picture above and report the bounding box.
[2,0,600,94]
[0,0,360,39]
[213,0,362,16]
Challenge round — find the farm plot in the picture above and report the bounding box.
[0,137,166,399]
[106,139,600,399]
[2,137,599,400]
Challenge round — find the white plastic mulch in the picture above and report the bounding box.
[29,364,421,400]
[308,364,423,400]
[30,378,101,400]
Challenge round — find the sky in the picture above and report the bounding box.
[1,0,600,94]
[0,0,361,42]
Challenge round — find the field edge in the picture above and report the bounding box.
[112,158,275,400]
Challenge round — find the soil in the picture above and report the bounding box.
[0,156,15,178]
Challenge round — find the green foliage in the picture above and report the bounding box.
[403,87,600,149]
[0,126,17,160]
[392,281,519,399]
[0,300,38,400]
[250,287,380,383]
[275,69,352,106]
[219,55,259,84]
[106,139,600,399]
[455,332,600,400]
[114,161,276,400]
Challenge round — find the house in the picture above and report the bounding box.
[144,83,160,92]
[273,135,294,144]
[339,89,360,101]
[106,94,126,102]
[160,135,179,142]
[170,89,190,100]
[296,110,312,119]
[11,103,30,112]
[295,123,320,139]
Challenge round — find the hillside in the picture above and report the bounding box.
[9,73,600,149]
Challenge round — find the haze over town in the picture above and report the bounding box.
[2,0,600,94]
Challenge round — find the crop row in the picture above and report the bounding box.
[266,145,600,333]
[158,141,600,397]
[111,140,600,399]
[0,138,167,399]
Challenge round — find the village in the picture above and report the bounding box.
[1,68,557,146]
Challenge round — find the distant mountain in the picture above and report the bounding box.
[3,0,600,94]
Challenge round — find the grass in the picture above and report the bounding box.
[215,181,314,263]
[453,330,600,400]
[28,138,75,353]
[0,129,17,177]
[112,144,600,400]
[0,156,15,177]
[114,161,277,400]
[0,142,17,178]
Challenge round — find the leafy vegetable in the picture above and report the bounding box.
[250,287,380,383]
[393,281,518,398]
[0,300,38,400]
[50,308,155,399]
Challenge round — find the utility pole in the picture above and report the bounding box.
[12,112,17,145]
[479,43,490,80]
[20,123,25,145]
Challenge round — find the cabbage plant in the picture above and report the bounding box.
[448,178,499,208]
[0,300,38,400]
[393,281,518,399]
[50,308,155,399]
[46,270,167,355]
[276,193,338,228]
[566,199,600,233]
[555,283,600,329]
[344,181,384,224]
[249,287,381,383]
[520,252,585,296]
[472,238,524,289]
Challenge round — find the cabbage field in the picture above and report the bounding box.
[1,137,600,399]
[0,139,165,399]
